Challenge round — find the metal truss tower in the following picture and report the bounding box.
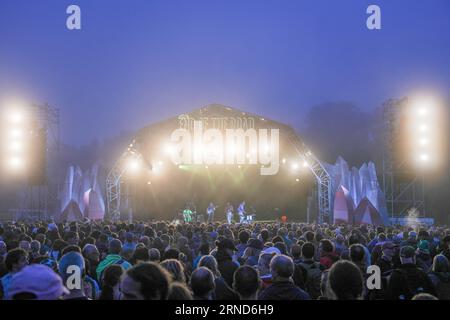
[13,103,61,220]
[106,141,142,222]
[287,131,333,224]
[381,98,425,218]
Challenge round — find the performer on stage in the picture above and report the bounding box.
[183,204,193,223]
[225,202,234,224]
[237,201,246,223]
[206,202,218,223]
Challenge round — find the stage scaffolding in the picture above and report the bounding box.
[106,105,333,224]
[13,103,61,221]
[381,98,426,218]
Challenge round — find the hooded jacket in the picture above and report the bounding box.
[96,254,131,282]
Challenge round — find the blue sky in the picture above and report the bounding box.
[0,0,449,145]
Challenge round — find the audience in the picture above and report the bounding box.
[0,219,449,301]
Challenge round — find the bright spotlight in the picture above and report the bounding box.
[8,112,23,124]
[419,138,429,146]
[164,144,175,155]
[126,158,141,172]
[419,125,428,132]
[282,158,286,164]
[10,129,23,138]
[303,161,309,168]
[9,156,24,169]
[9,141,22,152]
[418,108,428,116]
[291,163,299,171]
[419,154,430,162]
[295,178,300,182]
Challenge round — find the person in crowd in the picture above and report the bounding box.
[297,242,322,300]
[193,242,210,270]
[82,244,100,280]
[198,255,237,300]
[386,246,436,300]
[160,259,186,283]
[325,261,364,300]
[258,254,310,300]
[8,264,69,300]
[96,239,132,282]
[0,241,7,277]
[233,265,260,300]
[319,239,339,270]
[257,248,279,289]
[241,239,263,267]
[0,248,28,299]
[236,230,250,259]
[427,254,450,300]
[214,237,239,288]
[131,247,150,265]
[148,248,161,263]
[376,241,397,275]
[190,267,216,300]
[29,240,42,263]
[99,265,124,300]
[290,244,303,265]
[334,234,347,256]
[168,281,193,300]
[412,293,438,300]
[58,251,90,300]
[416,240,432,272]
[120,262,170,300]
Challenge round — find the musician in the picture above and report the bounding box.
[225,202,234,224]
[206,202,218,223]
[183,204,193,223]
[237,201,246,223]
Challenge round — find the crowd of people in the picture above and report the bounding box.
[1,219,450,300]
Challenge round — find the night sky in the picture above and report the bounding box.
[1,0,449,146]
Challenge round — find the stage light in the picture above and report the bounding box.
[205,165,208,169]
[238,165,241,169]
[8,112,23,124]
[164,144,175,155]
[418,108,428,116]
[291,163,299,171]
[10,129,23,138]
[126,158,141,172]
[303,161,309,168]
[147,181,152,185]
[419,138,429,146]
[9,156,24,169]
[282,158,286,164]
[419,154,430,162]
[419,125,428,132]
[295,178,300,182]
[9,141,23,152]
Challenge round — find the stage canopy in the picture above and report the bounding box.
[112,104,316,222]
